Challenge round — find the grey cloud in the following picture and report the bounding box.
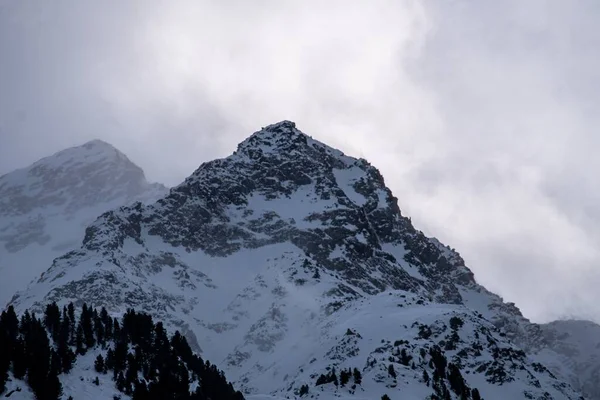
[1,0,599,323]
[403,0,600,322]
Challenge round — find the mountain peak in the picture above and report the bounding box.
[263,119,297,132]
[81,138,113,146]
[0,138,166,218]
[80,138,118,151]
[235,120,308,156]
[34,138,127,170]
[233,121,352,167]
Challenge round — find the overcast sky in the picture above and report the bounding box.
[1,0,600,324]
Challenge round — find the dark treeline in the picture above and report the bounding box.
[0,303,245,400]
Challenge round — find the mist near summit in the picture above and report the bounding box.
[1,0,599,323]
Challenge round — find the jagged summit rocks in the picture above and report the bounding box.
[2,122,595,399]
[236,120,312,156]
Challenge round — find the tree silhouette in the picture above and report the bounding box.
[388,363,397,379]
[353,367,362,385]
[0,302,245,400]
[95,354,106,373]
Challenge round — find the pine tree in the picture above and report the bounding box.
[423,369,430,386]
[81,303,95,349]
[443,384,452,400]
[315,374,329,386]
[12,337,27,379]
[132,380,149,400]
[388,363,397,379]
[429,346,447,378]
[26,317,52,400]
[45,373,63,400]
[105,348,115,371]
[125,353,139,393]
[471,388,482,400]
[400,348,411,365]
[46,350,64,400]
[382,395,391,400]
[100,307,113,340]
[298,384,309,397]
[94,311,105,347]
[179,363,191,393]
[153,322,170,360]
[116,371,127,393]
[58,314,75,373]
[1,306,19,340]
[95,354,106,373]
[50,349,62,377]
[76,324,86,355]
[113,340,128,376]
[331,367,339,387]
[113,318,121,341]
[19,310,31,336]
[0,307,15,392]
[447,363,467,398]
[43,302,61,341]
[0,326,8,393]
[353,367,362,385]
[340,368,351,386]
[171,331,193,362]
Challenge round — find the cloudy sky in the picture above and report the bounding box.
[1,0,599,324]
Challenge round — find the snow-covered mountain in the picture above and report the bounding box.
[0,139,167,306]
[4,121,597,399]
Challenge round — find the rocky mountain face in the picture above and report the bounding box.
[3,121,599,399]
[0,139,167,306]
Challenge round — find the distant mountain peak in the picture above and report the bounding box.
[78,138,124,158]
[82,138,113,147]
[31,138,131,172]
[0,138,163,206]
[0,137,167,243]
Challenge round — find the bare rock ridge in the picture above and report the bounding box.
[2,122,599,399]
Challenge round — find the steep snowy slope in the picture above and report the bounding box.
[7,121,588,399]
[535,320,600,399]
[0,139,167,306]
